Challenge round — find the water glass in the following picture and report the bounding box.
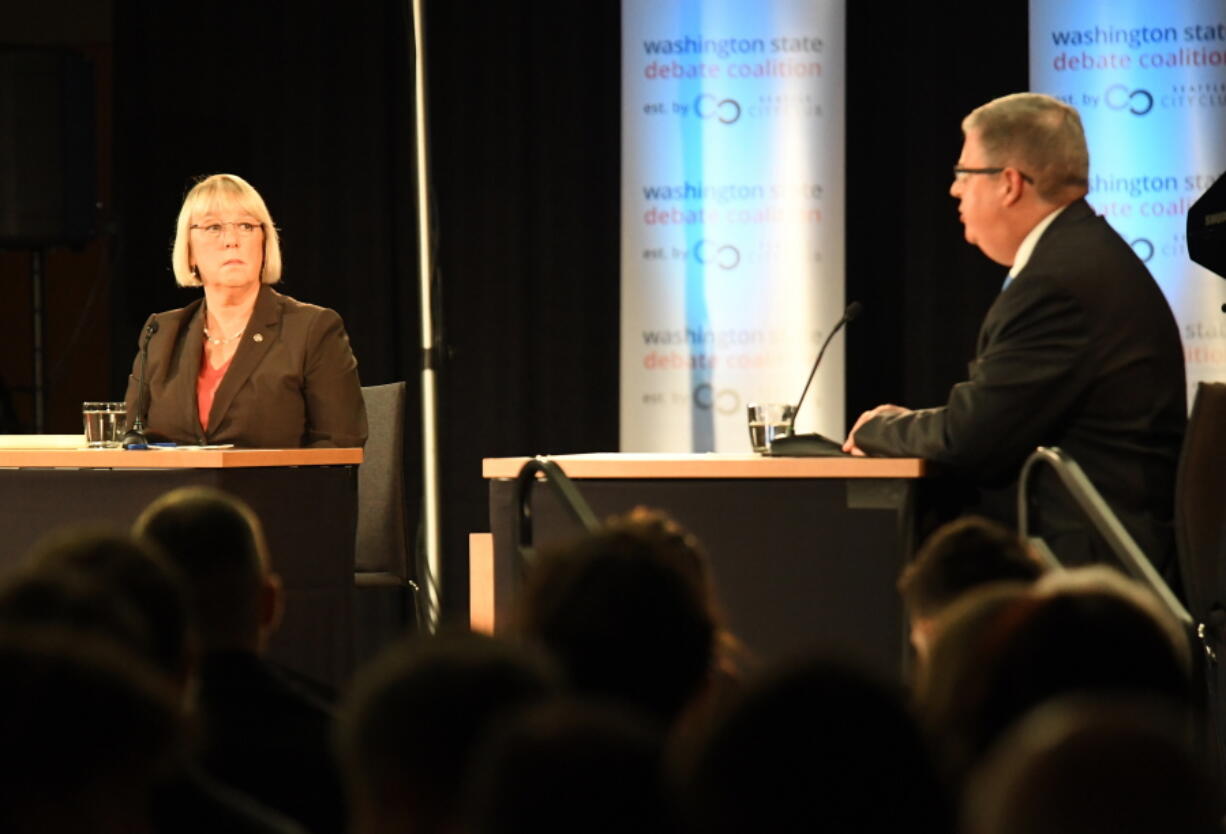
[83,402,127,448]
[747,402,796,453]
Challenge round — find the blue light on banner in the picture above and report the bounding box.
[678,3,714,450]
[1031,0,1226,399]
[621,0,845,452]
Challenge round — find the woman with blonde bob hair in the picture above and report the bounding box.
[122,174,367,448]
[171,174,283,287]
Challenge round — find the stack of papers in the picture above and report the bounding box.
[0,435,86,450]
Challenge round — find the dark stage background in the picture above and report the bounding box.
[0,0,1026,622]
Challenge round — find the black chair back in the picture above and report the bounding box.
[356,381,409,579]
[1174,381,1226,625]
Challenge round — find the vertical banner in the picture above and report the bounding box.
[1030,2,1226,401]
[620,1,845,452]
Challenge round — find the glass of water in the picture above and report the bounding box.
[746,402,796,453]
[83,402,127,448]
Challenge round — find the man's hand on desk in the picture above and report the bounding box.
[842,404,911,456]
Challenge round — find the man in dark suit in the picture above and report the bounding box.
[844,93,1186,585]
[135,487,346,834]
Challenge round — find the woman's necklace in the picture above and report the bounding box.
[203,304,250,346]
[203,325,245,346]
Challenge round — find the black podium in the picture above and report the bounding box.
[481,453,933,681]
[0,443,361,689]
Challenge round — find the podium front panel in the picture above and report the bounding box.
[488,465,927,681]
[0,464,357,689]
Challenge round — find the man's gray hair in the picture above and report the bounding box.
[964,93,1089,203]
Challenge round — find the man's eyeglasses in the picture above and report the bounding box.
[190,221,264,239]
[952,166,1035,185]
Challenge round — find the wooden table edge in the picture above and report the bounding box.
[0,447,364,469]
[482,454,929,480]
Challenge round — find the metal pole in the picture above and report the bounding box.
[31,249,46,433]
[412,0,441,630]
[1018,446,1193,627]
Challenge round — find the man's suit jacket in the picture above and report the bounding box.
[124,285,367,448]
[856,199,1186,580]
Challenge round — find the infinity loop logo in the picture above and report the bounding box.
[1105,84,1153,116]
[693,239,741,270]
[694,94,741,124]
[692,384,740,415]
[1130,237,1155,262]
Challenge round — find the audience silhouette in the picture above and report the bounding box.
[964,696,1217,834]
[11,526,307,833]
[0,627,180,834]
[919,567,1193,786]
[338,631,559,834]
[898,515,1045,662]
[0,490,1215,834]
[135,486,345,834]
[465,698,673,834]
[516,508,726,731]
[683,656,954,834]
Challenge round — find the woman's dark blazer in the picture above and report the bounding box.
[124,285,368,448]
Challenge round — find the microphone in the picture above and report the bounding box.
[766,301,862,457]
[122,317,159,449]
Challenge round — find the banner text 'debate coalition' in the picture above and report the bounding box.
[641,34,822,80]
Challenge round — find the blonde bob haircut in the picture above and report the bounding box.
[171,173,282,287]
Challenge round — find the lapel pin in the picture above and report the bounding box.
[253,333,264,343]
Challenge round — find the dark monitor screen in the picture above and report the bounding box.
[1188,171,1226,281]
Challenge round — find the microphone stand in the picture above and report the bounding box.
[121,317,158,448]
[766,302,862,457]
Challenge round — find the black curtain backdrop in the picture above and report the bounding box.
[110,0,1027,623]
[846,2,1028,412]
